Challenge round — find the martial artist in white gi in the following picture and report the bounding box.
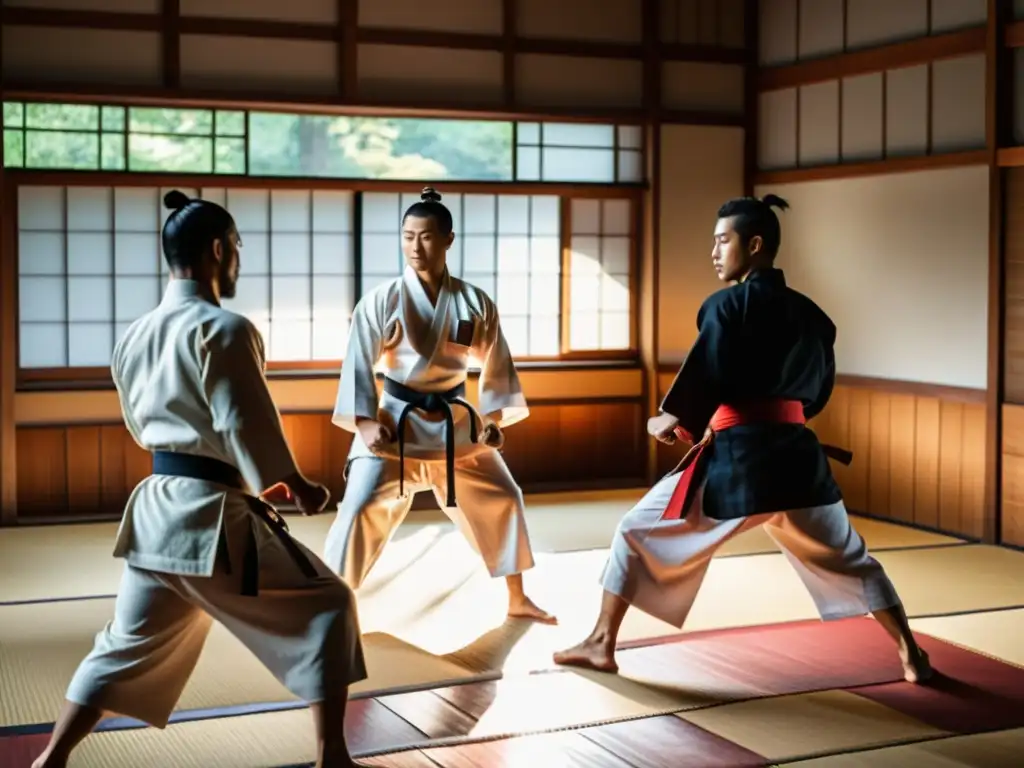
[324,187,554,624]
[33,191,370,768]
[554,195,933,685]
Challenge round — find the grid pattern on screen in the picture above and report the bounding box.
[360,193,562,357]
[568,199,633,351]
[214,189,355,362]
[515,123,643,184]
[16,185,355,368]
[4,102,645,186]
[3,103,246,174]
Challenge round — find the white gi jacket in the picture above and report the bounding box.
[333,265,529,463]
[110,279,299,577]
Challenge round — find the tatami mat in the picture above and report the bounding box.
[779,727,1024,766]
[5,489,1018,768]
[910,608,1024,668]
[0,596,485,729]
[681,690,947,763]
[66,709,321,768]
[5,540,1019,730]
[0,489,962,605]
[11,616,1024,768]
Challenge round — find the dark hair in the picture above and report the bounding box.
[717,193,790,260]
[161,190,236,271]
[402,187,454,236]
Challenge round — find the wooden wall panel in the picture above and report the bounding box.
[654,374,987,540]
[758,88,798,169]
[1,27,163,86]
[181,0,337,24]
[4,0,160,14]
[1003,167,1024,403]
[885,64,931,156]
[515,55,644,109]
[757,54,985,171]
[14,401,648,519]
[798,0,844,60]
[357,46,505,106]
[812,384,987,539]
[841,72,884,161]
[758,0,798,66]
[517,0,643,43]
[661,62,745,114]
[1002,404,1024,546]
[1015,49,1024,145]
[845,0,929,51]
[179,36,338,95]
[1,0,748,118]
[931,53,987,151]
[760,0,983,67]
[357,0,502,34]
[798,81,840,165]
[930,0,987,34]
[660,0,746,48]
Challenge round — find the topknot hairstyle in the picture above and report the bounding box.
[161,190,236,271]
[402,186,454,236]
[716,193,790,260]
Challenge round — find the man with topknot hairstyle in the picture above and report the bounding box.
[32,190,371,768]
[554,195,932,685]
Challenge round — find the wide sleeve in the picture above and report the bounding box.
[804,338,836,421]
[110,333,145,447]
[202,318,299,494]
[659,300,734,442]
[473,302,529,428]
[332,295,384,433]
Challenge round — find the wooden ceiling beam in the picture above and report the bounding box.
[758,26,986,92]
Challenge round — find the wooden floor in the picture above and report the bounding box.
[1,490,1023,767]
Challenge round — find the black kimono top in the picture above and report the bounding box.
[660,267,843,520]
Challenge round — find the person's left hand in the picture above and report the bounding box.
[647,412,680,444]
[480,422,505,449]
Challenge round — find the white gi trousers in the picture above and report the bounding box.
[65,522,367,729]
[324,451,535,588]
[603,473,901,628]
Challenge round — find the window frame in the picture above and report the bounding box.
[5,171,644,390]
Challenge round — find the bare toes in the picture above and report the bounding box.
[552,645,618,673]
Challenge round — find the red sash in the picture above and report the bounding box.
[661,399,806,521]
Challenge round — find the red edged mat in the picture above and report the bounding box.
[612,616,911,697]
[5,617,1024,767]
[848,632,1024,734]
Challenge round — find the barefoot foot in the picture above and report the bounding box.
[552,638,618,673]
[508,595,558,624]
[31,753,67,768]
[901,647,933,684]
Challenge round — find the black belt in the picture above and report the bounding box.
[383,377,479,507]
[151,451,318,597]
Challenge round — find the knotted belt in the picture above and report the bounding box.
[383,377,479,508]
[662,399,854,522]
[151,451,318,596]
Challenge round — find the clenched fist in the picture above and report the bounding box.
[647,412,680,445]
[479,422,505,449]
[357,418,394,452]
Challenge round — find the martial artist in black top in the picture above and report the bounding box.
[554,195,933,686]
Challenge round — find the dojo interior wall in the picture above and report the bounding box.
[652,0,994,541]
[0,0,751,521]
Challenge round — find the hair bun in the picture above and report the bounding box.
[761,193,790,212]
[163,190,191,211]
[420,186,442,203]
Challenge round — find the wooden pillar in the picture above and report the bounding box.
[985,0,1012,544]
[0,173,16,524]
[640,0,661,484]
[743,0,759,195]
